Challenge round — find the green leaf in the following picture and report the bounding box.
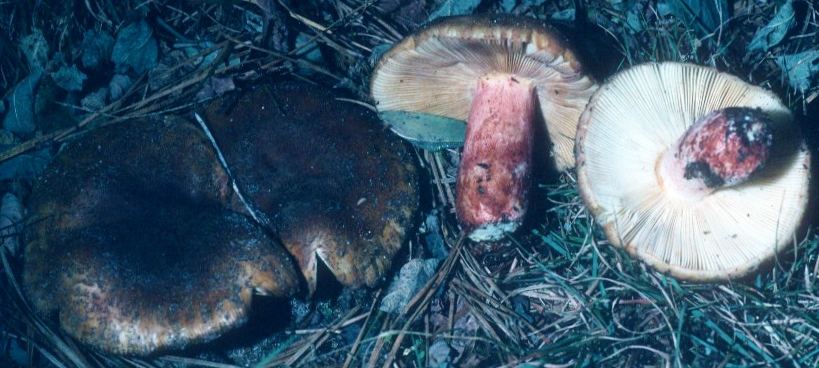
[776,50,819,93]
[378,110,466,151]
[747,0,795,52]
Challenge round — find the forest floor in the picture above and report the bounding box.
[1,0,819,367]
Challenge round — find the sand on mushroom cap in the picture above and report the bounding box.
[23,118,300,355]
[371,14,598,241]
[201,82,419,295]
[575,62,811,282]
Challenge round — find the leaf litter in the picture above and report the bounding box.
[0,0,817,367]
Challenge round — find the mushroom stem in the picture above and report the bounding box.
[658,107,774,201]
[456,73,535,241]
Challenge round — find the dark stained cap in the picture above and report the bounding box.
[202,81,420,294]
[24,118,300,355]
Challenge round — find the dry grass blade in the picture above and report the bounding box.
[159,356,241,368]
[425,150,457,210]
[340,290,381,368]
[456,248,549,345]
[257,306,362,367]
[371,236,465,368]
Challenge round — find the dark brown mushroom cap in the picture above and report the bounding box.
[24,118,300,355]
[202,82,419,293]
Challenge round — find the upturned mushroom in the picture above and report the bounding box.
[24,118,300,355]
[201,81,419,294]
[575,62,810,281]
[371,14,598,241]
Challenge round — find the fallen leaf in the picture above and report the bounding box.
[748,0,795,52]
[776,50,819,93]
[81,29,114,70]
[379,258,440,313]
[112,20,159,74]
[51,65,87,91]
[3,70,43,136]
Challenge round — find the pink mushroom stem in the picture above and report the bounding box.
[456,73,536,241]
[659,107,774,201]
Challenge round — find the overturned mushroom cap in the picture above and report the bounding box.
[576,62,810,281]
[202,82,419,293]
[371,14,597,171]
[371,14,597,241]
[24,119,300,355]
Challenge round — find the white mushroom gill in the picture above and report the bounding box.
[576,62,810,281]
[371,15,598,172]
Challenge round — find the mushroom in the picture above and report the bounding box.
[24,118,300,355]
[370,14,598,241]
[201,81,419,294]
[575,62,811,281]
